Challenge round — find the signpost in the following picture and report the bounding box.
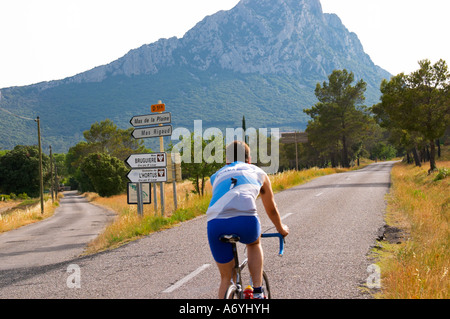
[154,102,166,216]
[127,101,180,217]
[280,132,308,144]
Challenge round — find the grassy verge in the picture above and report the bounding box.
[0,195,61,233]
[84,184,211,254]
[84,162,372,255]
[373,157,449,298]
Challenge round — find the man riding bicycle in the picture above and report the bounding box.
[206,141,289,299]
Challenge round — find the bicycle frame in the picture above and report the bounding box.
[230,240,246,298]
[221,233,284,299]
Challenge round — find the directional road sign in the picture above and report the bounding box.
[132,125,173,139]
[280,132,308,144]
[130,113,171,127]
[127,168,168,183]
[126,153,167,169]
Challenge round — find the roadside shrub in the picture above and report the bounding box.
[80,153,128,197]
[0,194,11,201]
[17,193,29,200]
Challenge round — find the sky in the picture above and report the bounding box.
[0,0,449,89]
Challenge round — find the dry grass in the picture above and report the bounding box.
[0,200,22,214]
[0,195,61,233]
[374,159,449,299]
[84,180,212,254]
[270,167,345,193]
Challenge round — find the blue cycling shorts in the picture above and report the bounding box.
[207,216,261,264]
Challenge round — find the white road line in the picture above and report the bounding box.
[281,213,293,221]
[163,264,211,293]
[163,213,294,294]
[315,192,324,197]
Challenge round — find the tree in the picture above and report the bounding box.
[66,119,148,190]
[304,69,372,168]
[81,119,147,161]
[374,59,450,171]
[80,153,128,197]
[371,142,397,161]
[172,132,223,196]
[242,116,248,144]
[0,145,49,197]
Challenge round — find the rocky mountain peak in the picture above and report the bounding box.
[61,0,386,86]
[0,0,391,152]
[238,0,323,17]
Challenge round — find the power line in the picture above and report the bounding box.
[0,106,35,121]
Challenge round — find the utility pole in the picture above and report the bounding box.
[35,116,44,214]
[158,100,165,216]
[49,145,54,203]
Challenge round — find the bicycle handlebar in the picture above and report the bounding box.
[261,233,285,256]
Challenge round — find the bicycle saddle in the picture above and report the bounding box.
[219,234,240,244]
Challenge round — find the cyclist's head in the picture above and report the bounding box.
[226,141,251,164]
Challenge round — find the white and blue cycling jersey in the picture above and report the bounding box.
[206,161,267,222]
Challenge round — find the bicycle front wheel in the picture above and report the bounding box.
[224,284,241,299]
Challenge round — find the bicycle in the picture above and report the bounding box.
[220,232,285,299]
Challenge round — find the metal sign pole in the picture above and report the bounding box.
[153,183,158,212]
[172,154,178,210]
[136,182,144,216]
[295,131,299,171]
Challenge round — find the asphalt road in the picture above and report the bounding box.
[0,191,115,271]
[0,162,394,299]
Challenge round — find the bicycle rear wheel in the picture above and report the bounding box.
[262,271,271,299]
[224,284,241,299]
[242,271,271,299]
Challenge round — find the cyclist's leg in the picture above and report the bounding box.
[235,216,263,289]
[207,216,261,297]
[247,238,264,288]
[216,260,234,299]
[207,219,236,298]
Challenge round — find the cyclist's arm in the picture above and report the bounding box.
[260,175,289,237]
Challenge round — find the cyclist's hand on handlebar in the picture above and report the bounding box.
[277,224,289,237]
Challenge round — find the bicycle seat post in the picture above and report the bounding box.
[219,234,242,287]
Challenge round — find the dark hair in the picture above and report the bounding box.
[226,141,250,163]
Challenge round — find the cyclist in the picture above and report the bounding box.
[206,141,289,299]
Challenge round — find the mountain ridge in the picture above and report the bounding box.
[0,0,391,153]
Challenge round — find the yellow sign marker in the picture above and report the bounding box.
[151,103,166,113]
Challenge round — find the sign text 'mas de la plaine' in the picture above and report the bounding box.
[130,113,171,127]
